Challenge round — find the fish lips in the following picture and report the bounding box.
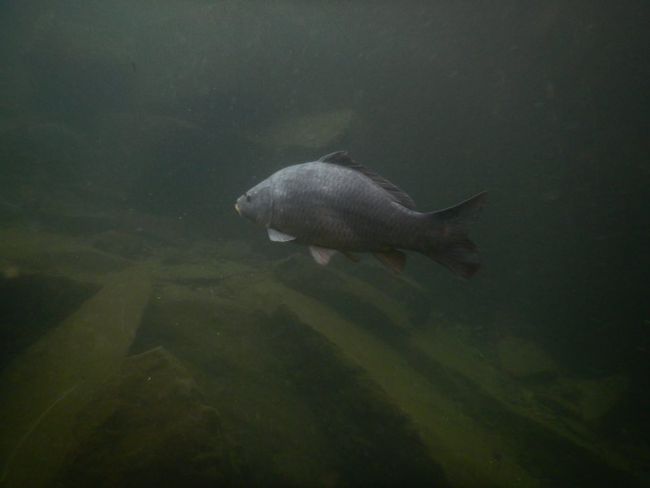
[234,194,246,216]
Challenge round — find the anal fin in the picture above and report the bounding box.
[309,246,337,265]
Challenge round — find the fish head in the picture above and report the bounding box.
[235,179,273,226]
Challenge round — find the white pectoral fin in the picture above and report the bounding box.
[267,227,296,242]
[309,246,337,265]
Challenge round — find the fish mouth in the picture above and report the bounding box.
[234,203,241,216]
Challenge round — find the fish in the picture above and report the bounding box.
[235,151,487,278]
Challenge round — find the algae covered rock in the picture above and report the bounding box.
[497,335,559,379]
[0,265,151,488]
[0,272,97,372]
[91,229,147,259]
[251,109,356,150]
[56,346,239,488]
[130,280,448,487]
[532,375,628,423]
[273,253,430,332]
[0,227,131,284]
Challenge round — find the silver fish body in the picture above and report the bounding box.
[236,151,486,277]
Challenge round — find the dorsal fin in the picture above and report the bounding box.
[318,151,417,210]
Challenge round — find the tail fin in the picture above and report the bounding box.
[424,191,487,279]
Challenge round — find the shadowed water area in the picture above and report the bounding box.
[0,1,648,487]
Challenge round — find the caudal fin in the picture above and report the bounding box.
[424,191,487,279]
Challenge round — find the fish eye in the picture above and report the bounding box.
[246,194,252,202]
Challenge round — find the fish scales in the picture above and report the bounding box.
[235,151,486,277]
[269,162,418,251]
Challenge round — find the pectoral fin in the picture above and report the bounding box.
[373,249,406,273]
[267,228,296,242]
[309,246,337,265]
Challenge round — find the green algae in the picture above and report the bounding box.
[0,226,643,486]
[0,265,151,488]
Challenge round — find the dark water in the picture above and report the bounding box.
[0,2,648,487]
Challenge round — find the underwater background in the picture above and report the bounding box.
[0,1,648,487]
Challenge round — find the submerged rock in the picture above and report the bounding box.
[0,227,131,284]
[130,281,447,487]
[91,229,147,259]
[273,253,430,332]
[496,335,559,379]
[251,109,355,149]
[410,325,640,486]
[0,273,97,372]
[532,375,628,423]
[0,224,641,486]
[56,346,239,487]
[0,266,151,488]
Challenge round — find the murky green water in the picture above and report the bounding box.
[0,2,648,487]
